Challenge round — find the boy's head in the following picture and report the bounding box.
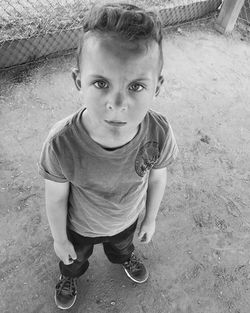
[76,3,163,75]
[72,3,165,135]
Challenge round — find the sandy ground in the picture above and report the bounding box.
[0,20,250,313]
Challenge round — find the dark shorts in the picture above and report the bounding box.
[59,219,138,278]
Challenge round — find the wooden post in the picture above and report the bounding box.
[215,0,245,33]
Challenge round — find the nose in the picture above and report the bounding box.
[106,92,127,111]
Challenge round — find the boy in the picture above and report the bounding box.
[39,2,178,310]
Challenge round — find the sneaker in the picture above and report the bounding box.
[54,275,77,310]
[122,252,149,284]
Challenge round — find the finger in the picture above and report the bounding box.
[63,257,72,265]
[145,233,153,244]
[69,249,77,260]
[144,237,150,244]
[138,231,144,241]
[68,255,74,263]
[139,232,147,242]
[68,243,77,259]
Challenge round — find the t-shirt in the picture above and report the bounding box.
[38,108,178,237]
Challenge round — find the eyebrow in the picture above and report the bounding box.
[89,75,109,80]
[89,74,151,82]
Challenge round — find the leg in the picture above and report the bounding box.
[103,219,149,284]
[59,228,94,278]
[55,229,94,309]
[103,219,138,264]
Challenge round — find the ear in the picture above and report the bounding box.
[155,75,164,97]
[72,68,81,91]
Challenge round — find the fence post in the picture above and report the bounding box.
[215,0,245,33]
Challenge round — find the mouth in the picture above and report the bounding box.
[105,120,127,127]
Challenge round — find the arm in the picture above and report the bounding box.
[45,179,77,264]
[138,167,167,243]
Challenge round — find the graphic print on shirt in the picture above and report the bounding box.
[135,141,160,177]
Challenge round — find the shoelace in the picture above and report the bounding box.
[56,276,76,296]
[124,253,142,273]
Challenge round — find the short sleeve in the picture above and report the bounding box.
[38,140,68,183]
[153,122,179,169]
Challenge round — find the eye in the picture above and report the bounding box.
[129,83,144,92]
[94,80,109,89]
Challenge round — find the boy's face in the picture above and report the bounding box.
[73,33,163,136]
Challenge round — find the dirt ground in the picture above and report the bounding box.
[0,20,250,313]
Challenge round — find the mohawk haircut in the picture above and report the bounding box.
[76,2,163,72]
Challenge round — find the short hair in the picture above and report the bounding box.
[76,2,163,73]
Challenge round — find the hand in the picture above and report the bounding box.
[54,239,77,265]
[138,218,156,244]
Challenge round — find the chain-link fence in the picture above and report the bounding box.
[235,0,250,38]
[0,0,222,70]
[239,0,250,24]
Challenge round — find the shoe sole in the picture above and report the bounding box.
[122,266,149,284]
